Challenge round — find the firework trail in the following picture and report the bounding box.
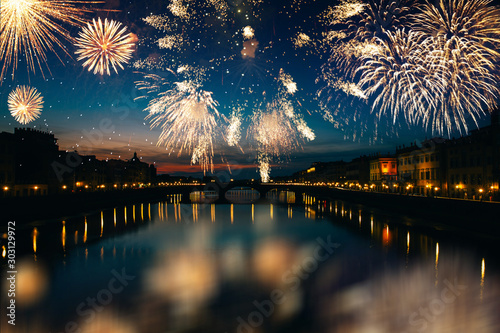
[8,86,44,125]
[75,18,136,76]
[227,107,243,150]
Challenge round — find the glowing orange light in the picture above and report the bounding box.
[382,225,391,245]
[32,227,38,253]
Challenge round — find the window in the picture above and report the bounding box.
[425,155,429,162]
[431,154,435,162]
[471,174,475,185]
[426,170,430,180]
[420,156,424,163]
[463,174,468,185]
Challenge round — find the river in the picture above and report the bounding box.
[1,191,498,333]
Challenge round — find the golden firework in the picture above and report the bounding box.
[248,98,315,180]
[136,73,226,173]
[321,0,500,136]
[8,86,44,125]
[75,18,136,75]
[242,26,255,40]
[0,0,97,81]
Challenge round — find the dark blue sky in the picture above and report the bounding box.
[0,0,493,178]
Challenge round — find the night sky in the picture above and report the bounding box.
[0,0,495,178]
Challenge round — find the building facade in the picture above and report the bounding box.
[0,128,157,196]
[369,156,398,191]
[445,120,500,200]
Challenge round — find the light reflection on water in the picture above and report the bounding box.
[0,193,499,333]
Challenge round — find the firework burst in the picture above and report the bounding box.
[75,18,136,75]
[242,26,255,40]
[248,98,314,181]
[136,73,226,173]
[412,0,500,57]
[320,0,500,136]
[356,29,438,125]
[411,0,500,134]
[0,0,97,81]
[8,86,44,125]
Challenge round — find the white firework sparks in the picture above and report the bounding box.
[242,26,255,40]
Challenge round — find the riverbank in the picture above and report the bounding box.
[300,187,500,239]
[0,186,198,226]
[1,185,498,239]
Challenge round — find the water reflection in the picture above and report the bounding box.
[83,217,88,244]
[32,227,38,254]
[267,190,296,204]
[61,221,66,252]
[435,242,439,285]
[190,190,218,203]
[230,204,234,224]
[2,194,499,333]
[210,204,215,223]
[225,187,260,203]
[251,203,254,223]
